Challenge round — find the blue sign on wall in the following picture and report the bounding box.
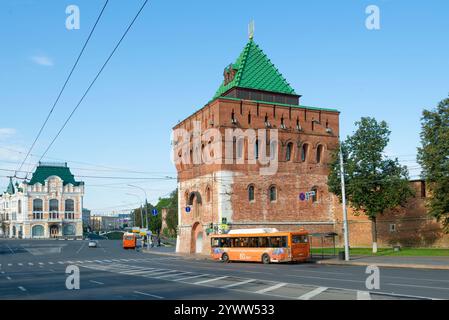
[152,208,158,216]
[299,193,306,201]
[185,206,191,213]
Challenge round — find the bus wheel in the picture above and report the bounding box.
[262,253,270,264]
[222,253,230,263]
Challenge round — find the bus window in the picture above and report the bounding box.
[258,237,269,247]
[292,235,308,244]
[248,237,258,247]
[211,238,219,247]
[240,237,249,247]
[269,236,287,248]
[220,238,229,247]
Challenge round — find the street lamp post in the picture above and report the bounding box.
[339,143,350,261]
[128,185,151,251]
[128,185,149,229]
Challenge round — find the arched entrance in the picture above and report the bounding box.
[32,225,44,238]
[191,222,204,254]
[196,232,203,253]
[12,226,16,237]
[49,225,59,238]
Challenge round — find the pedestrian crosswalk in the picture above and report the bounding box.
[0,257,179,270]
[77,261,382,300]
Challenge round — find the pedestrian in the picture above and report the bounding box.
[157,237,161,247]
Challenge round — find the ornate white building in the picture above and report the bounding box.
[0,162,84,239]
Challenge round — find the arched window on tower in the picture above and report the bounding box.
[206,187,211,203]
[286,142,293,161]
[316,144,324,164]
[269,186,277,202]
[248,185,255,202]
[301,143,309,162]
[311,187,318,203]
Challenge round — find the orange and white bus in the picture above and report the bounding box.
[210,228,310,264]
[123,232,137,249]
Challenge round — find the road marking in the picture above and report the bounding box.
[221,279,256,289]
[76,242,86,254]
[67,261,74,264]
[194,276,228,285]
[387,283,449,291]
[18,263,23,266]
[58,261,64,264]
[76,261,83,264]
[122,269,160,275]
[89,280,104,285]
[18,286,27,292]
[133,291,164,299]
[86,260,93,263]
[357,291,371,300]
[38,262,44,265]
[6,244,15,254]
[156,272,192,279]
[8,264,12,266]
[176,274,209,282]
[48,262,54,265]
[6,276,12,280]
[255,283,287,294]
[146,270,179,277]
[28,263,34,266]
[298,287,328,300]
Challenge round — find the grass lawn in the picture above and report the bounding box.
[310,247,449,257]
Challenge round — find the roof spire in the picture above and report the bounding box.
[248,20,255,40]
[6,177,15,195]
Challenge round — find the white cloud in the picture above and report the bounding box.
[0,128,16,140]
[31,55,54,66]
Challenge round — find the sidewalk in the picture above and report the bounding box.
[316,255,449,270]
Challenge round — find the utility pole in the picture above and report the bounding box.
[339,143,350,261]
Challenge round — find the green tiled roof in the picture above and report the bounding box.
[6,177,15,194]
[213,39,296,99]
[28,164,82,186]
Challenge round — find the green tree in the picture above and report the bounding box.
[328,117,414,253]
[155,189,178,237]
[417,96,449,231]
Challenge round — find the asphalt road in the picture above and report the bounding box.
[1,239,448,300]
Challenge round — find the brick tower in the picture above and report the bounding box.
[173,36,340,254]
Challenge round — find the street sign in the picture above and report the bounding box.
[152,208,158,216]
[300,191,316,201]
[185,206,191,213]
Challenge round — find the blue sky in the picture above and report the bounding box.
[1,0,449,214]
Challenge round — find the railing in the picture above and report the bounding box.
[64,212,75,220]
[33,212,43,220]
[49,212,59,220]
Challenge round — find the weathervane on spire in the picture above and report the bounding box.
[248,20,255,40]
